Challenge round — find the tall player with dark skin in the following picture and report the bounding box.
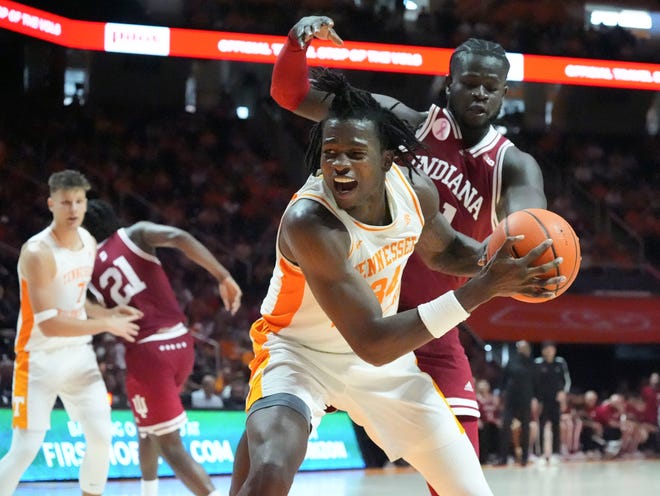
[269,15,549,490]
[229,66,563,495]
[84,199,241,496]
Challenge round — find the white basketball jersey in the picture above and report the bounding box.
[258,164,425,353]
[16,225,96,352]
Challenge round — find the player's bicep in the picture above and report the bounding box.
[138,221,183,248]
[411,175,483,275]
[293,87,333,121]
[410,173,455,261]
[499,149,547,216]
[372,95,424,128]
[20,243,58,311]
[281,207,382,337]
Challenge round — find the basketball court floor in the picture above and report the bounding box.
[12,459,659,495]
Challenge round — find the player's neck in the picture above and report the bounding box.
[50,224,83,250]
[460,126,489,149]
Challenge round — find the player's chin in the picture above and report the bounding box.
[333,194,358,212]
[462,113,490,128]
[332,185,359,209]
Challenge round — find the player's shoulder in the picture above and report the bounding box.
[20,237,52,260]
[19,238,56,278]
[406,168,440,221]
[284,197,343,233]
[502,143,539,168]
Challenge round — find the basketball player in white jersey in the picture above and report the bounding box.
[0,170,141,496]
[271,16,550,484]
[229,71,563,496]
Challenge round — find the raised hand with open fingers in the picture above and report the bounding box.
[291,15,344,49]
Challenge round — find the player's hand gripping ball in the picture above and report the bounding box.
[486,209,581,303]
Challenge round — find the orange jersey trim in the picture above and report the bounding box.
[260,257,306,332]
[12,351,29,429]
[16,279,35,354]
[390,164,425,227]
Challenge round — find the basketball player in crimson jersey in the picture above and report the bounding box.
[83,199,242,496]
[270,15,548,486]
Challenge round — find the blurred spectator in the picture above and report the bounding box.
[577,390,606,459]
[191,374,224,409]
[0,352,13,407]
[559,392,583,458]
[220,372,249,411]
[476,378,501,465]
[639,372,660,454]
[96,335,128,408]
[594,393,626,458]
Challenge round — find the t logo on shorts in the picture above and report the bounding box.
[12,396,25,417]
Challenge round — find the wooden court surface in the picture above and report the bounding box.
[13,459,659,495]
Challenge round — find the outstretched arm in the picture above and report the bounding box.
[281,199,562,367]
[129,222,242,315]
[271,16,424,127]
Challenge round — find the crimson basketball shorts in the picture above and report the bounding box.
[124,323,194,437]
[414,328,480,418]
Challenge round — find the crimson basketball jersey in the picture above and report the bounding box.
[89,228,186,345]
[400,105,513,308]
[399,105,514,421]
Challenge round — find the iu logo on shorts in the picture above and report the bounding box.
[132,394,149,419]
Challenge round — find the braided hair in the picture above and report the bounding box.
[304,69,425,177]
[449,38,510,77]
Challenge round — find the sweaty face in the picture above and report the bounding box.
[320,117,390,224]
[446,53,508,130]
[48,188,88,230]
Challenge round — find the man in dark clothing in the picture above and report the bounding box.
[534,341,571,463]
[498,340,535,466]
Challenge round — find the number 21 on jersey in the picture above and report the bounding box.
[98,255,147,306]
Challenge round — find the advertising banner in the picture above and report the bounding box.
[0,408,365,481]
[1,0,659,90]
[468,294,660,343]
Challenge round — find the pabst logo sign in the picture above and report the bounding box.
[104,23,170,56]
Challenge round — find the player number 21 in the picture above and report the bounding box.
[98,255,147,306]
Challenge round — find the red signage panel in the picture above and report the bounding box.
[524,53,660,91]
[1,1,659,91]
[469,295,660,344]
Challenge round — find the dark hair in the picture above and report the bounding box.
[304,69,425,176]
[449,38,510,77]
[48,169,91,194]
[83,199,122,242]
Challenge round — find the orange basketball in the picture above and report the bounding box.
[486,208,581,303]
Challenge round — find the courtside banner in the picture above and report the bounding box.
[0,408,364,481]
[1,0,659,90]
[469,295,660,344]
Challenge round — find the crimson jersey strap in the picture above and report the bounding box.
[270,31,311,111]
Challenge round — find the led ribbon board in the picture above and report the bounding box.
[0,408,365,481]
[1,0,659,90]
